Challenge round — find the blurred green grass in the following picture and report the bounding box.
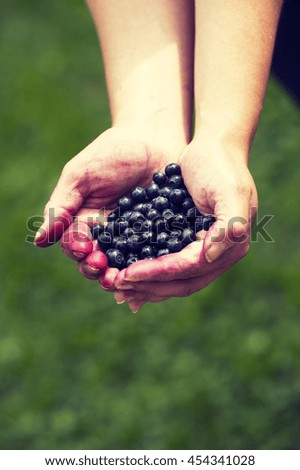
[1,0,300,450]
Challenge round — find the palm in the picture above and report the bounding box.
[71,128,173,222]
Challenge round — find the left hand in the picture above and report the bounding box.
[113,139,258,312]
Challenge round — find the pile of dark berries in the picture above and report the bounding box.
[92,163,216,269]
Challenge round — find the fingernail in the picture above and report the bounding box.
[34,226,45,243]
[116,301,125,305]
[88,266,100,274]
[73,251,86,259]
[205,245,220,263]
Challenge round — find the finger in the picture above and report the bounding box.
[99,268,120,292]
[73,208,106,227]
[127,299,147,314]
[204,188,251,264]
[60,222,93,260]
[122,240,205,283]
[78,244,108,280]
[116,269,221,299]
[34,165,85,247]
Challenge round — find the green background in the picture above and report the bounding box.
[1,0,300,450]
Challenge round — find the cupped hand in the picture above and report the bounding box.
[34,127,181,280]
[113,138,258,312]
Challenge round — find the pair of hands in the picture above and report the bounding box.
[34,127,258,313]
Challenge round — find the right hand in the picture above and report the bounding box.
[34,127,183,282]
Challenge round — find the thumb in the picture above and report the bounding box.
[34,165,84,247]
[204,189,251,263]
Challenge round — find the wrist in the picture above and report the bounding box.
[187,130,250,167]
[111,120,189,162]
[192,121,255,165]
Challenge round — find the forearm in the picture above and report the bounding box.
[86,0,194,148]
[194,0,283,155]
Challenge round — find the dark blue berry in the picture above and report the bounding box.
[181,198,194,213]
[159,186,172,198]
[182,228,196,246]
[170,213,186,230]
[194,217,204,232]
[157,248,170,257]
[186,207,202,220]
[169,188,185,205]
[141,203,152,216]
[147,208,160,220]
[153,172,167,187]
[127,256,139,266]
[157,232,169,247]
[131,186,147,203]
[97,232,112,250]
[141,245,157,258]
[162,208,175,224]
[118,196,132,213]
[165,163,181,177]
[152,196,169,212]
[105,222,116,236]
[112,236,128,253]
[107,208,120,222]
[114,218,128,234]
[168,175,184,189]
[141,231,155,244]
[106,249,126,269]
[167,237,183,253]
[170,230,182,238]
[127,252,139,259]
[122,210,132,220]
[133,203,144,212]
[181,188,190,199]
[127,234,142,253]
[128,211,145,226]
[92,224,104,239]
[153,217,168,234]
[141,219,153,232]
[146,183,160,200]
[123,227,135,239]
[203,215,216,231]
